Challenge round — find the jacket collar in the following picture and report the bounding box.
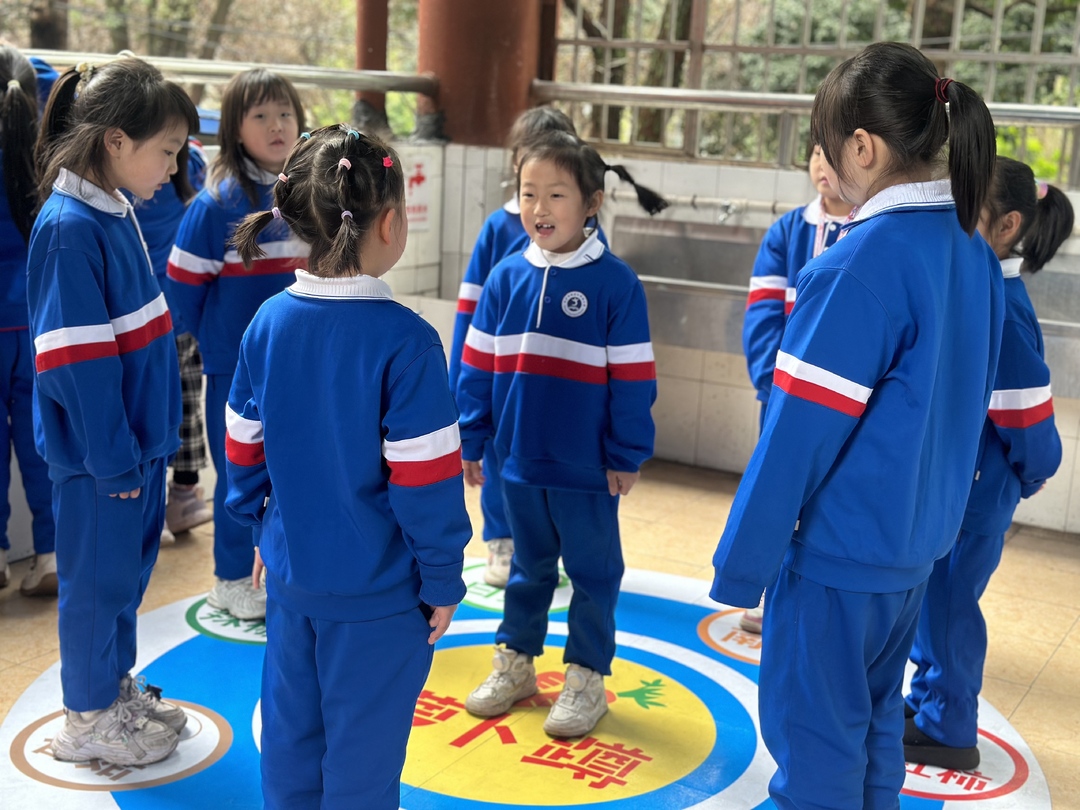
[503,196,521,215]
[287,269,394,300]
[53,168,131,217]
[1000,256,1022,278]
[850,179,954,224]
[242,157,280,186]
[522,229,606,269]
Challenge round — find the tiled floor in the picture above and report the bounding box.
[1,459,1078,807]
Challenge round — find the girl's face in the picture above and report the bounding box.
[809,145,843,203]
[518,158,601,255]
[106,120,188,200]
[238,97,299,173]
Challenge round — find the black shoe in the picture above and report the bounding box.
[904,701,916,719]
[903,717,980,770]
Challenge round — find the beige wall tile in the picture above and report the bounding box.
[654,344,705,380]
[702,350,753,387]
[653,377,702,465]
[696,382,759,473]
[1053,396,1080,439]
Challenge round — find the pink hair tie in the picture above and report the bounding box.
[382,156,393,168]
[341,210,353,220]
[271,207,282,220]
[934,77,954,104]
[1037,181,1049,200]
[277,173,288,184]
[338,158,352,170]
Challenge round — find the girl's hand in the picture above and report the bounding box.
[463,459,485,487]
[607,470,640,497]
[252,547,265,590]
[109,488,142,499]
[427,603,457,644]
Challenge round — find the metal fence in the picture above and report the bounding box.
[551,0,1080,184]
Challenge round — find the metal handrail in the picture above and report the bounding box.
[24,49,439,96]
[532,80,1080,126]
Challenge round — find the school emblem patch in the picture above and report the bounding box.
[0,570,1052,809]
[562,291,588,317]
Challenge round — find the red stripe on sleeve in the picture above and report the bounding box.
[773,368,866,418]
[115,312,173,355]
[989,398,1054,429]
[457,299,478,315]
[35,341,119,373]
[387,450,462,486]
[746,288,786,309]
[166,263,214,286]
[226,435,266,467]
[495,353,609,385]
[462,344,495,372]
[609,361,657,381]
[221,256,302,278]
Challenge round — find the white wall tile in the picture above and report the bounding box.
[387,266,417,296]
[445,144,465,168]
[661,160,719,199]
[609,158,664,194]
[652,377,702,465]
[696,382,760,473]
[412,296,458,354]
[1053,396,1080,440]
[416,263,440,295]
[774,168,815,206]
[703,351,752,387]
[441,159,464,256]
[654,344,704,380]
[718,166,778,202]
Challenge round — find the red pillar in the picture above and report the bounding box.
[417,0,541,146]
[356,0,389,113]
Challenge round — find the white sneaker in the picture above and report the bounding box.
[51,697,179,765]
[739,594,765,634]
[543,664,608,738]
[160,526,176,544]
[464,646,537,716]
[120,673,187,733]
[166,484,213,533]
[207,577,266,620]
[0,548,9,588]
[20,552,58,597]
[483,538,514,588]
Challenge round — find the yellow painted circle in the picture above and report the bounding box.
[404,645,716,804]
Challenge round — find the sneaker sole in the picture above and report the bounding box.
[166,512,214,534]
[205,592,265,621]
[20,572,59,597]
[51,731,179,766]
[482,570,509,588]
[738,617,763,634]
[465,680,538,717]
[543,702,609,738]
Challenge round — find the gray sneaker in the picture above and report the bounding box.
[207,577,266,620]
[483,538,514,588]
[464,646,537,716]
[543,664,608,738]
[51,697,179,765]
[120,673,187,733]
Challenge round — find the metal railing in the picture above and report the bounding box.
[24,49,438,96]
[555,0,1080,184]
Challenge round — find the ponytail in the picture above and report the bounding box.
[0,48,40,242]
[941,80,997,237]
[1022,183,1074,273]
[34,68,80,202]
[605,163,669,215]
[232,209,279,268]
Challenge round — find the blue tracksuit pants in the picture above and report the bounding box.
[260,591,434,810]
[0,330,54,554]
[54,458,166,711]
[907,528,1004,748]
[206,373,254,580]
[760,567,927,810]
[479,442,511,541]
[497,481,622,675]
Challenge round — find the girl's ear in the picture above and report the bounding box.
[850,128,876,170]
[999,210,1023,246]
[104,127,126,157]
[378,206,398,245]
[585,189,604,219]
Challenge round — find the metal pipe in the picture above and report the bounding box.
[24,49,438,96]
[534,80,1080,125]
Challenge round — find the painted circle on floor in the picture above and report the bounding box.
[0,572,1054,809]
[8,703,231,791]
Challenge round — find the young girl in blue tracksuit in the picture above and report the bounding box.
[711,43,1003,808]
[449,107,580,588]
[167,69,308,620]
[904,157,1071,771]
[0,46,56,596]
[739,142,855,633]
[225,125,471,810]
[29,57,198,766]
[457,132,660,739]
